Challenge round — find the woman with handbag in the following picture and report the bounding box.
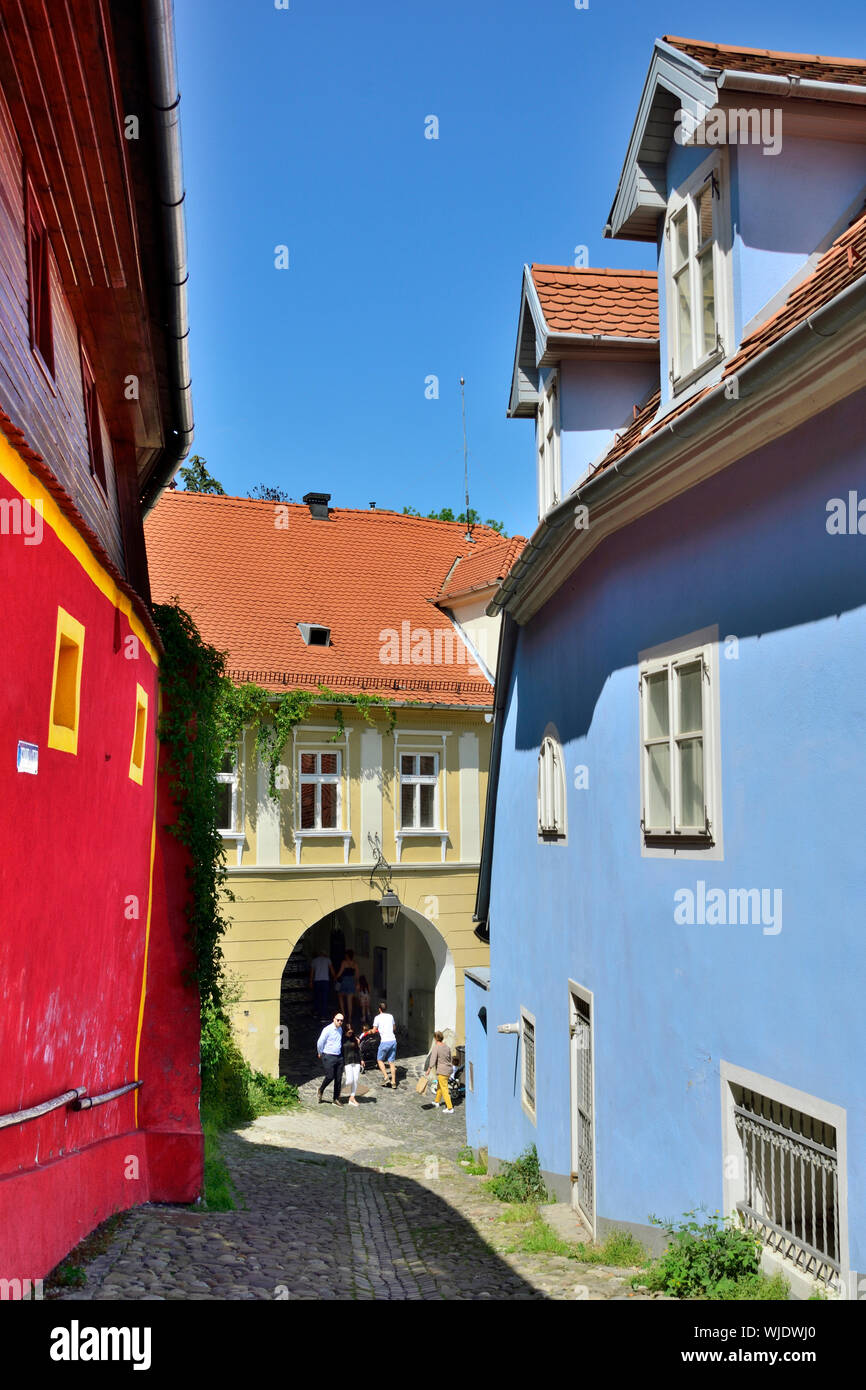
[425,1031,454,1113]
[342,1024,361,1106]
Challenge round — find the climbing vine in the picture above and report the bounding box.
[216,681,397,797]
[153,601,400,1009]
[152,601,231,1011]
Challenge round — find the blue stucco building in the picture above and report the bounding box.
[468,35,866,1300]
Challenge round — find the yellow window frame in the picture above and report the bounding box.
[47,607,85,755]
[129,684,148,785]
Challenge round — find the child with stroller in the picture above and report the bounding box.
[359,1020,380,1075]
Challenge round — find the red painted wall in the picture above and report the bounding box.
[0,456,201,1282]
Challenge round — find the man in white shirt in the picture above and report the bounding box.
[316,1013,344,1103]
[375,1001,398,1089]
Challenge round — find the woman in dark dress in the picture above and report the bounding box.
[337,948,358,1024]
[342,1024,361,1106]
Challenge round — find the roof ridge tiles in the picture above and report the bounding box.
[662,34,866,68]
[531,264,657,278]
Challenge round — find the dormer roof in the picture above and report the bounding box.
[508,264,659,417]
[605,35,866,242]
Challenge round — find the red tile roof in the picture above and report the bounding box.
[531,266,659,339]
[663,35,866,86]
[596,204,866,474]
[144,495,508,705]
[437,534,528,602]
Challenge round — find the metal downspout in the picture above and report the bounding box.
[141,0,194,511]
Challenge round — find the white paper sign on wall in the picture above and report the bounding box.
[17,741,38,775]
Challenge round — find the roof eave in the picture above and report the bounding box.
[508,266,548,418]
[493,270,866,621]
[605,38,723,242]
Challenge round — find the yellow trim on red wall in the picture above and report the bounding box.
[134,711,161,1128]
[0,429,159,665]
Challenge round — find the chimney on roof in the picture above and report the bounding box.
[303,491,331,520]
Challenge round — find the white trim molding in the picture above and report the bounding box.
[720,1060,849,1299]
[638,625,723,860]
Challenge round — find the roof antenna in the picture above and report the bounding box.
[460,376,474,543]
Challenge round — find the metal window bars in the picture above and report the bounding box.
[733,1086,840,1290]
[522,1019,535,1108]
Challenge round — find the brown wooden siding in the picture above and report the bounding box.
[0,83,124,573]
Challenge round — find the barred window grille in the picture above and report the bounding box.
[732,1085,840,1290]
[522,1016,536,1111]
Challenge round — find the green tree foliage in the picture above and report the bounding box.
[247,484,293,502]
[402,504,507,536]
[177,454,226,494]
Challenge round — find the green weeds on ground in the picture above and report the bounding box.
[44,1212,125,1297]
[484,1145,550,1204]
[633,1210,789,1300]
[457,1144,488,1176]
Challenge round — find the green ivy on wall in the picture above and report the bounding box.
[152,602,399,1009]
[216,681,397,797]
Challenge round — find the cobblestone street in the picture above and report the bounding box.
[55,1060,658,1302]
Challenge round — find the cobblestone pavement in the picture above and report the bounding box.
[55,1059,659,1301]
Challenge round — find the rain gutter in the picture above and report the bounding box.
[140,0,194,512]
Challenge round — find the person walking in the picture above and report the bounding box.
[357,975,371,1026]
[316,1012,344,1103]
[310,949,335,1021]
[375,1001,398,1089]
[426,1030,454,1113]
[342,1024,361,1106]
[336,948,358,1025]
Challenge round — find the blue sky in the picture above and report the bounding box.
[174,0,866,539]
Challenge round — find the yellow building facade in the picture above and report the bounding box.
[144,492,524,1079]
[220,702,493,1075]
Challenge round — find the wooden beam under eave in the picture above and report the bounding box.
[114,435,151,605]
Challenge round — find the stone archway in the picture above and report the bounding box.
[276,900,457,1081]
[227,868,475,1078]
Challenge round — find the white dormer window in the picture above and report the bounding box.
[536,371,561,520]
[538,733,566,840]
[665,153,732,391]
[298,622,331,647]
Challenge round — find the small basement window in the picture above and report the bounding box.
[297,622,331,647]
[48,608,85,754]
[128,685,148,784]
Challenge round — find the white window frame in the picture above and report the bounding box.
[399,750,440,831]
[216,747,240,832]
[638,625,723,860]
[217,744,245,864]
[298,747,343,831]
[720,1061,849,1299]
[664,151,733,394]
[392,731,450,863]
[538,732,567,842]
[520,1007,537,1125]
[536,369,561,520]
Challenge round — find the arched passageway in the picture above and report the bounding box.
[279,902,456,1086]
